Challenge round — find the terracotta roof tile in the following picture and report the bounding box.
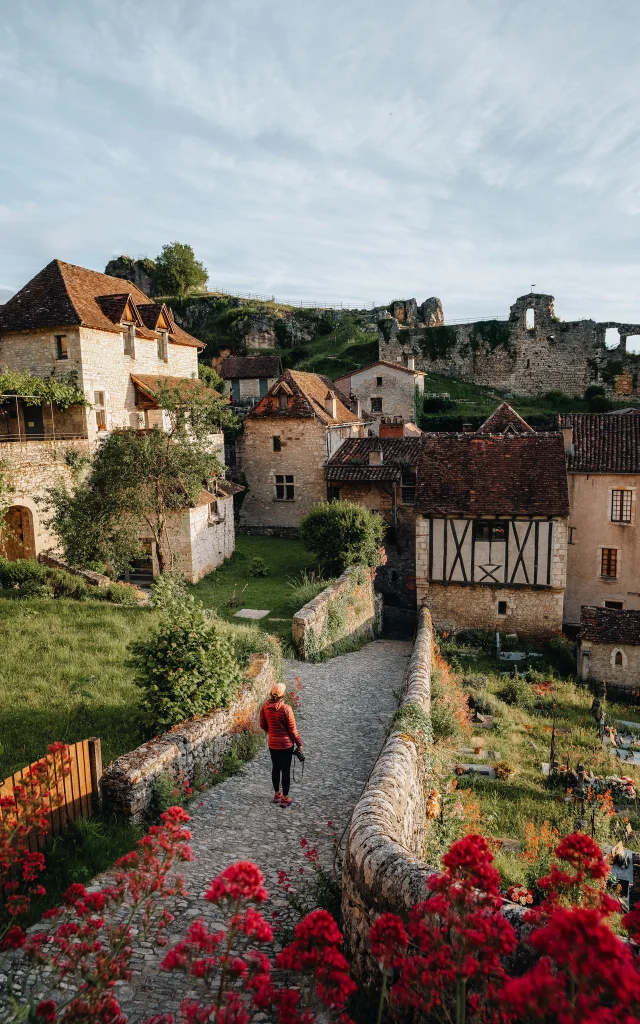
[131,374,222,402]
[558,412,640,472]
[248,369,357,423]
[581,606,640,645]
[415,432,569,517]
[334,359,426,386]
[325,436,420,482]
[0,260,203,349]
[221,355,282,379]
[479,403,534,434]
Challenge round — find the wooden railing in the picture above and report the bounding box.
[0,739,102,850]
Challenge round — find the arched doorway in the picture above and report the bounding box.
[1,506,36,560]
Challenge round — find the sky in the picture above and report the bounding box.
[1,0,640,322]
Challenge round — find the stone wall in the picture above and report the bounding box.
[381,292,640,399]
[102,653,275,822]
[341,607,435,983]
[167,494,236,583]
[579,640,640,689]
[334,364,423,423]
[292,566,382,659]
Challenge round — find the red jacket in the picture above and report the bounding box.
[259,697,302,750]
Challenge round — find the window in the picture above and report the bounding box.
[231,380,240,402]
[604,327,620,350]
[601,548,617,578]
[259,378,268,398]
[327,484,340,502]
[157,331,169,362]
[376,376,383,386]
[605,600,623,610]
[275,474,294,500]
[123,323,136,357]
[525,308,535,330]
[497,601,507,615]
[401,468,417,504]
[94,391,107,431]
[371,397,383,413]
[278,393,289,411]
[611,489,632,523]
[615,650,624,666]
[473,521,507,543]
[55,334,68,360]
[568,526,576,545]
[272,436,281,452]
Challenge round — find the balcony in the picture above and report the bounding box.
[0,397,88,443]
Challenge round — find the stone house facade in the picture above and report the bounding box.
[333,358,425,429]
[414,407,569,636]
[0,259,232,581]
[220,354,282,408]
[325,436,421,609]
[578,606,640,691]
[238,369,364,534]
[560,413,640,626]
[380,291,640,399]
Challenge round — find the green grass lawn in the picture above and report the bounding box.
[0,598,154,780]
[190,534,320,641]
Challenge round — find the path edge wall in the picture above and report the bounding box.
[102,653,275,823]
[341,606,435,984]
[292,566,383,660]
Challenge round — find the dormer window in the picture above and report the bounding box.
[278,393,288,411]
[157,330,169,362]
[124,323,136,357]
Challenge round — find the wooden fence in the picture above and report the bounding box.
[0,738,102,850]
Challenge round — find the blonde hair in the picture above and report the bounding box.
[271,682,286,698]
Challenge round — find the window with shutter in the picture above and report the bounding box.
[600,548,618,578]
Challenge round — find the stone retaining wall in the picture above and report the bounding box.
[102,653,275,822]
[341,607,435,983]
[292,566,382,660]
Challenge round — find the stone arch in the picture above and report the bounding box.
[611,647,627,669]
[1,505,36,560]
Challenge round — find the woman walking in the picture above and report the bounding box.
[259,682,303,808]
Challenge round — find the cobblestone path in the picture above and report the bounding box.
[116,640,411,1020]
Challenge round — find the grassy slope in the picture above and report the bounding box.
[190,535,318,641]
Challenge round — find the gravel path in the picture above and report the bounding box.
[115,640,411,1020]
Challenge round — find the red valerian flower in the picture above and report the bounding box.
[369,913,409,969]
[1,925,26,950]
[553,833,608,879]
[35,1000,56,1023]
[276,910,356,1010]
[205,861,268,904]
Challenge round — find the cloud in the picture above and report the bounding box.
[1,0,640,321]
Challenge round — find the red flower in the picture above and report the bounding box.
[1,925,26,950]
[205,861,268,904]
[369,913,409,969]
[554,833,608,879]
[35,1001,56,1023]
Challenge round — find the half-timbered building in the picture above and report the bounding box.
[414,417,569,636]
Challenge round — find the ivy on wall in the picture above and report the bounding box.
[0,370,88,409]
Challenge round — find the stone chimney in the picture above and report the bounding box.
[562,426,574,455]
[353,398,362,418]
[368,447,383,466]
[325,391,337,418]
[406,355,416,371]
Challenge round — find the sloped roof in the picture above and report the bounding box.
[479,403,534,435]
[581,606,640,645]
[248,369,357,424]
[0,260,203,348]
[325,436,420,482]
[334,359,426,386]
[415,432,569,517]
[221,355,282,379]
[131,374,222,403]
[558,412,640,473]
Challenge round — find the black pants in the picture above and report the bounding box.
[270,747,293,796]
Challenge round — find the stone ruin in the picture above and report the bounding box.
[379,291,640,399]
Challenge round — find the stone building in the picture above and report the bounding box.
[559,412,640,627]
[333,358,425,429]
[220,354,282,408]
[380,291,640,400]
[578,606,640,691]
[238,369,364,535]
[0,259,233,581]
[414,417,569,636]
[325,436,421,609]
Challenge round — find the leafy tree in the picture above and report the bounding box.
[46,383,235,574]
[299,500,385,576]
[154,242,208,299]
[130,575,241,732]
[198,363,225,392]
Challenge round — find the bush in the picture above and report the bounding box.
[0,558,50,596]
[543,635,576,678]
[47,568,88,600]
[588,394,614,412]
[422,394,456,414]
[131,577,242,732]
[584,384,606,401]
[542,390,570,409]
[299,500,385,575]
[497,675,535,710]
[465,687,505,721]
[248,556,268,578]
[97,582,139,605]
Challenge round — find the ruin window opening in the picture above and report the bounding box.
[272,436,281,452]
[526,359,530,369]
[615,650,624,666]
[525,308,535,330]
[627,335,640,355]
[604,328,620,350]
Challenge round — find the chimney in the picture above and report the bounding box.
[562,426,574,455]
[406,355,415,371]
[325,390,337,418]
[368,447,383,466]
[463,423,473,433]
[354,398,362,418]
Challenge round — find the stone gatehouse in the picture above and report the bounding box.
[380,291,640,400]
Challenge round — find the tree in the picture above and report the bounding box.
[154,241,208,298]
[299,500,385,576]
[46,382,235,574]
[198,362,225,392]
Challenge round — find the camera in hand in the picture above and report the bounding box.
[294,746,305,763]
